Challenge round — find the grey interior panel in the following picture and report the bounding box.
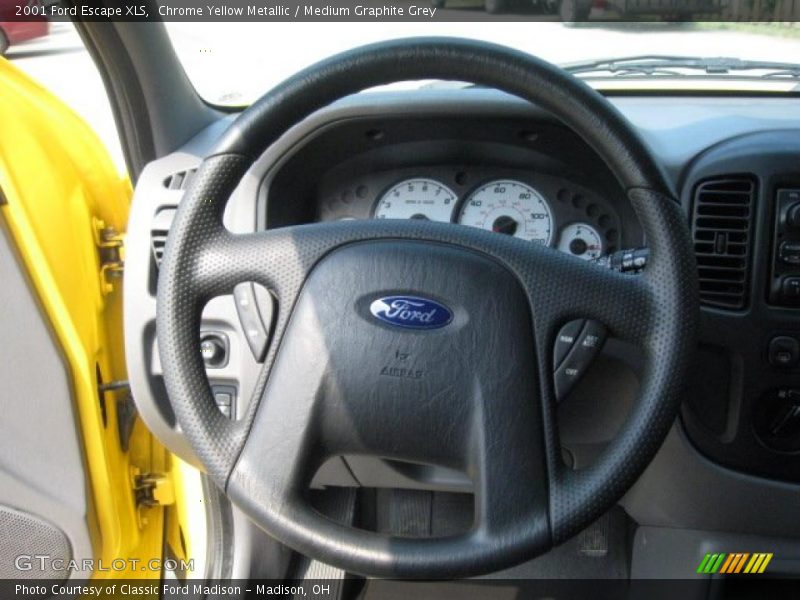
[0,222,93,579]
[623,424,800,539]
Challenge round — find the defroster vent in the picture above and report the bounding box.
[691,177,755,309]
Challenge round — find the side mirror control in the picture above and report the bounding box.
[200,332,229,368]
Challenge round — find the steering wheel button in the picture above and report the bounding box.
[555,320,607,400]
[553,319,585,368]
[582,334,601,348]
[233,282,272,362]
[556,359,587,399]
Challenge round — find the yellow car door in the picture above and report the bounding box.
[0,56,200,584]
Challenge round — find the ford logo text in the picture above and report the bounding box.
[369,296,452,330]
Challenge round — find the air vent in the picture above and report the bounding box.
[163,168,197,191]
[151,208,176,268]
[151,231,168,267]
[691,177,755,309]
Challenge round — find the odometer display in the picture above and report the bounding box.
[374,178,457,222]
[458,180,553,245]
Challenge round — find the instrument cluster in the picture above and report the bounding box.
[319,168,621,261]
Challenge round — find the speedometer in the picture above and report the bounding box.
[458,180,553,245]
[374,178,457,222]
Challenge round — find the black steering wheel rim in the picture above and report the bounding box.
[157,37,697,578]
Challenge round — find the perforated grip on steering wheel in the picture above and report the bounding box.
[549,188,697,543]
[156,153,251,481]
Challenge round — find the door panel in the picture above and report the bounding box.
[0,224,90,580]
[0,56,169,579]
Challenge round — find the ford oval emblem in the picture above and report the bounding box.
[369,296,453,330]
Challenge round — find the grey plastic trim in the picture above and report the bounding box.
[622,424,800,538]
[124,148,262,464]
[0,222,93,579]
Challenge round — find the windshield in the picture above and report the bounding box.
[165,22,800,105]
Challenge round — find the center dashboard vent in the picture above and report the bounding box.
[691,176,755,310]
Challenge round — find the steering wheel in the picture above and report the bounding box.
[157,38,697,578]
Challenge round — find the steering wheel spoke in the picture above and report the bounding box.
[470,389,551,540]
[525,252,655,346]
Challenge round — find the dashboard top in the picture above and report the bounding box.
[181,89,800,193]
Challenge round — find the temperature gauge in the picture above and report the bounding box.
[558,223,603,261]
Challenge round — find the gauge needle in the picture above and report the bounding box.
[570,238,588,255]
[492,215,518,236]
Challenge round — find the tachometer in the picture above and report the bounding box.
[457,180,553,245]
[557,222,603,261]
[374,178,457,222]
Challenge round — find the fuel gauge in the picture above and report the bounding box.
[558,222,603,261]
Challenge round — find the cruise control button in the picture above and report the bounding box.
[233,282,274,362]
[575,320,607,356]
[553,319,585,368]
[554,320,607,400]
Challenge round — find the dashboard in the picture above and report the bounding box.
[124,88,800,547]
[261,109,641,264]
[318,168,614,262]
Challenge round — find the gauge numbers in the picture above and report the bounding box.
[457,180,553,245]
[557,222,603,261]
[374,178,457,222]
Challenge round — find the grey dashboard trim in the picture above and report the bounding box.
[623,424,800,538]
[124,150,262,462]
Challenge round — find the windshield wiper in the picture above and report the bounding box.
[564,55,800,79]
